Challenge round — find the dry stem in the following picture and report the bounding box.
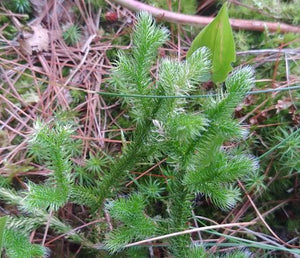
[112,0,300,33]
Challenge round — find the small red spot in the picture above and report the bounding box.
[105,12,118,22]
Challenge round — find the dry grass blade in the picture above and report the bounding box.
[125,222,256,248]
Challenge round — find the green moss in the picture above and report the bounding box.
[3,0,32,14]
[63,24,82,46]
[147,0,197,14]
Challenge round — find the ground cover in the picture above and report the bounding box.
[0,0,300,257]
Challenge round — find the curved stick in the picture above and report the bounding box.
[112,0,300,33]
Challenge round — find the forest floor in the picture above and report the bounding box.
[0,0,300,257]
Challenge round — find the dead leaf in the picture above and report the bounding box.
[249,117,258,125]
[17,24,49,55]
[275,98,292,113]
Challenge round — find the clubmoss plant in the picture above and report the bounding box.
[3,228,47,258]
[0,185,82,257]
[100,12,258,256]
[26,121,74,211]
[0,12,259,257]
[0,122,86,256]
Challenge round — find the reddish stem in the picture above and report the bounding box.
[112,0,300,33]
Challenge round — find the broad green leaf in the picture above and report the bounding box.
[0,216,7,253]
[187,3,236,83]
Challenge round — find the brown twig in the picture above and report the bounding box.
[45,219,103,246]
[111,0,300,33]
[42,210,53,246]
[126,157,168,186]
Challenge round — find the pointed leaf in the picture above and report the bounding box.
[0,216,7,253]
[187,3,236,83]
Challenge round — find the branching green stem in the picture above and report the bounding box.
[96,101,162,207]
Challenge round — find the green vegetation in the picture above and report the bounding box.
[3,0,32,14]
[148,0,197,14]
[0,12,258,257]
[62,24,82,46]
[187,3,235,83]
[0,0,299,257]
